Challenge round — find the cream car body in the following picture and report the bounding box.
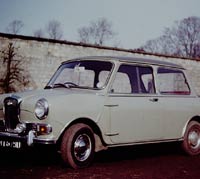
[0,56,200,168]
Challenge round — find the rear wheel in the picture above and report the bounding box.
[182,121,200,155]
[61,123,95,169]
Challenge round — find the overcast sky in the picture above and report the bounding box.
[0,0,200,49]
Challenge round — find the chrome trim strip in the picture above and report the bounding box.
[108,138,183,148]
[0,132,23,138]
[108,93,196,98]
[10,95,22,104]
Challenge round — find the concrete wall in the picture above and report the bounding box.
[0,33,200,95]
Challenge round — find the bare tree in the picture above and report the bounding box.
[78,18,116,46]
[33,29,45,38]
[46,20,63,40]
[141,16,200,58]
[0,43,30,93]
[142,35,175,55]
[6,20,24,35]
[193,43,200,58]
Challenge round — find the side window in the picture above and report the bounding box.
[157,67,190,95]
[111,64,155,94]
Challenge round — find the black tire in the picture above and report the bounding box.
[61,123,95,169]
[182,121,200,155]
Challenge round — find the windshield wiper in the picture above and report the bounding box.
[45,82,79,89]
[44,85,53,89]
[44,83,68,89]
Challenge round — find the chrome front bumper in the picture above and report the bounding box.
[0,130,56,147]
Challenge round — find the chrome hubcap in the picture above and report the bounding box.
[74,134,92,162]
[188,130,200,149]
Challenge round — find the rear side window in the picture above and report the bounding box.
[157,67,190,95]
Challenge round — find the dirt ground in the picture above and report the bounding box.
[0,142,200,179]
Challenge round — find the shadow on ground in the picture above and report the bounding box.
[0,142,183,167]
[0,142,197,179]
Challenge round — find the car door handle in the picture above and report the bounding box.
[149,98,159,102]
[104,104,119,107]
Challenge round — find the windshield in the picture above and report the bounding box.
[46,60,113,89]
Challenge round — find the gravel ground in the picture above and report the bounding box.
[0,142,200,179]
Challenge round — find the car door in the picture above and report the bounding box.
[156,67,197,139]
[106,64,163,144]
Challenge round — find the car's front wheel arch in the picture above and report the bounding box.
[57,118,107,167]
[58,118,106,146]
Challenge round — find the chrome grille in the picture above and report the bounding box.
[0,109,4,129]
[4,96,21,130]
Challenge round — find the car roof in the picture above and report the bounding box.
[63,56,183,69]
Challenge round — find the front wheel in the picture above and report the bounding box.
[61,123,95,169]
[182,121,200,155]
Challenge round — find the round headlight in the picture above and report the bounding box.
[35,98,49,120]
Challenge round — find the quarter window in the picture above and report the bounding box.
[157,67,190,95]
[111,64,155,94]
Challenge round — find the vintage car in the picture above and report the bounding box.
[0,56,200,168]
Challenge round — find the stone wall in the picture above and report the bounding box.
[0,33,200,95]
